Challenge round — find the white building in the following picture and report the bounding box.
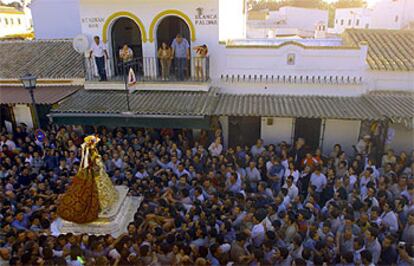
[1,0,413,155]
[247,6,328,38]
[333,8,372,34]
[30,0,82,39]
[370,0,414,29]
[334,0,414,33]
[0,5,32,38]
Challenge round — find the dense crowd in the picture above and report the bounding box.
[0,124,414,266]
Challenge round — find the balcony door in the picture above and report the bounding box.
[156,16,190,49]
[111,17,143,76]
[294,118,322,151]
[229,117,261,148]
[156,16,191,79]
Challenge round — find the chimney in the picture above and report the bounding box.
[314,21,327,39]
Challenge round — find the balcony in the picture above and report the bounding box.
[84,57,210,90]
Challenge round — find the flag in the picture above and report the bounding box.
[127,68,136,87]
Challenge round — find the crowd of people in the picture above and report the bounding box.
[0,124,414,266]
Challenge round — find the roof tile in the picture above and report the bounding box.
[0,39,84,79]
[343,29,414,71]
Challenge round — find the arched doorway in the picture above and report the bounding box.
[156,16,191,80]
[156,16,191,48]
[111,17,143,76]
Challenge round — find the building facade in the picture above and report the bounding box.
[333,8,372,34]
[0,5,32,38]
[2,0,413,156]
[333,0,414,33]
[247,6,329,38]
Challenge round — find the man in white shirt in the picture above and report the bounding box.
[0,134,16,151]
[282,175,299,200]
[310,166,327,193]
[251,139,265,158]
[89,36,108,81]
[175,163,191,178]
[380,201,398,234]
[251,210,267,247]
[135,165,149,179]
[245,161,261,191]
[208,137,223,157]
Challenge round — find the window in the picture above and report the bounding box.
[365,23,369,28]
[356,19,360,26]
[5,18,8,25]
[395,15,399,22]
[341,19,344,25]
[348,19,351,26]
[10,18,13,25]
[335,19,338,24]
[287,53,295,65]
[17,18,21,24]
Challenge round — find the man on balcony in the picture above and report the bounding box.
[89,36,109,81]
[171,33,190,81]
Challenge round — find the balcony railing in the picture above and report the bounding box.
[85,56,210,83]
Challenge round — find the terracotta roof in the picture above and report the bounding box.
[343,29,414,71]
[0,86,81,104]
[52,89,219,116]
[0,39,84,79]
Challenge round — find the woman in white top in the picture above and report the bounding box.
[284,161,300,184]
[208,137,223,157]
[193,44,208,81]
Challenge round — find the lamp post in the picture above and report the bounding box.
[20,73,40,129]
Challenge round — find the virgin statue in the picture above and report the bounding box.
[57,136,119,224]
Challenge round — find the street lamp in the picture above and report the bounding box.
[20,73,40,129]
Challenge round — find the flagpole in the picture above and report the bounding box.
[124,63,131,112]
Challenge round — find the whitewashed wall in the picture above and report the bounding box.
[389,123,414,154]
[370,0,412,30]
[79,0,221,78]
[0,12,30,37]
[217,81,365,96]
[333,8,372,34]
[13,105,34,129]
[367,71,414,92]
[219,0,246,40]
[277,7,328,32]
[31,0,81,39]
[322,119,361,155]
[214,43,368,91]
[261,117,293,145]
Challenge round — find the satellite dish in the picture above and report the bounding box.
[73,34,89,54]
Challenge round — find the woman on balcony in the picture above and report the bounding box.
[157,42,172,80]
[193,44,208,81]
[119,44,133,63]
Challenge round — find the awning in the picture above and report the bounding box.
[363,91,414,128]
[49,88,219,128]
[214,94,382,120]
[50,113,211,129]
[51,88,219,115]
[0,86,81,105]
